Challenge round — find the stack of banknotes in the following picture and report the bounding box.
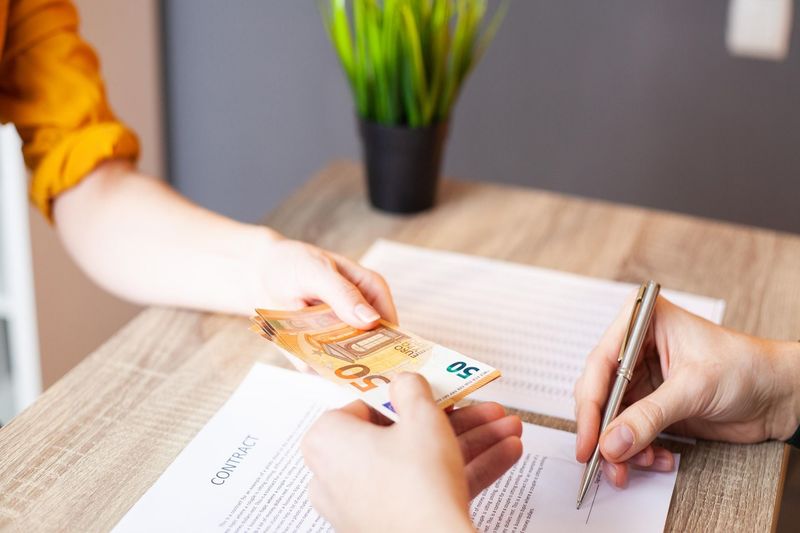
[251,305,500,421]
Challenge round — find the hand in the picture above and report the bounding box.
[248,237,399,372]
[251,236,398,328]
[54,161,397,328]
[301,373,523,533]
[574,295,800,488]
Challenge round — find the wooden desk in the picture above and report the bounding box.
[1,160,798,532]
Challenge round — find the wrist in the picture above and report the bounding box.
[220,224,286,315]
[764,340,800,441]
[234,224,284,264]
[244,224,284,248]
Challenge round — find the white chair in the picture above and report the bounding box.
[0,124,42,422]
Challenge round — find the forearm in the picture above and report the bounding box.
[53,160,280,315]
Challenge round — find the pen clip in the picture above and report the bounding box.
[618,283,646,362]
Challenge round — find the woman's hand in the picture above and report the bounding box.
[301,373,523,533]
[574,295,800,487]
[250,237,397,328]
[54,161,397,328]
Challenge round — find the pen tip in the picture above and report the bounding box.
[576,500,582,510]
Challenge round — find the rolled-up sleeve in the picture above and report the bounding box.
[0,0,139,220]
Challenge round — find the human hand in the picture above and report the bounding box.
[53,161,396,327]
[574,295,800,487]
[301,373,523,533]
[250,235,397,328]
[243,235,399,372]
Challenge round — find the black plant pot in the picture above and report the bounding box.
[358,118,449,214]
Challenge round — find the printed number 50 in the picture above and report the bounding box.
[335,363,391,392]
[447,361,479,379]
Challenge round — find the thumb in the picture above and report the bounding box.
[312,269,382,329]
[389,373,442,423]
[599,377,695,462]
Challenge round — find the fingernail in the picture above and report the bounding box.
[575,432,583,455]
[355,304,380,323]
[604,425,634,459]
[653,454,673,471]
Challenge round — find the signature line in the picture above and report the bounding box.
[585,477,601,525]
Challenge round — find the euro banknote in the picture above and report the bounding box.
[250,305,500,421]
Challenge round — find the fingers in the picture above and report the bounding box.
[574,299,634,462]
[450,405,523,498]
[312,266,383,329]
[599,376,697,463]
[337,400,372,420]
[448,402,507,435]
[457,415,523,463]
[339,399,394,426]
[464,436,524,499]
[649,447,675,472]
[575,398,601,463]
[602,461,628,488]
[331,254,399,325]
[389,373,441,421]
[602,446,675,489]
[626,446,655,468]
[625,445,673,472]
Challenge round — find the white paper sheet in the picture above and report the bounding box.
[114,365,352,533]
[360,240,725,421]
[114,364,679,533]
[470,424,679,532]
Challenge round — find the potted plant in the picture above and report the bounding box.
[319,0,507,213]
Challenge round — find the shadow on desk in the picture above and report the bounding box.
[777,447,800,531]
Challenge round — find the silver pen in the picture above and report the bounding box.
[576,280,661,509]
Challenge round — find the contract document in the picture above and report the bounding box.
[114,364,679,533]
[360,240,725,421]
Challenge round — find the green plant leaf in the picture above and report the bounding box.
[426,0,450,122]
[400,4,428,124]
[319,0,508,126]
[330,0,356,86]
[353,0,371,116]
[365,1,390,122]
[382,0,401,122]
[402,54,421,126]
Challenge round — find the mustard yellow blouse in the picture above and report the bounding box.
[0,0,139,219]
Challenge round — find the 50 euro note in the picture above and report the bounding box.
[250,304,500,421]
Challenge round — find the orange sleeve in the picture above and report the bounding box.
[0,0,139,220]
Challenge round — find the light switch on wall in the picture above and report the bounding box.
[726,0,793,60]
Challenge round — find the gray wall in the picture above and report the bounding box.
[163,1,800,233]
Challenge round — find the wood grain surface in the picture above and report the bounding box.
[1,160,798,532]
